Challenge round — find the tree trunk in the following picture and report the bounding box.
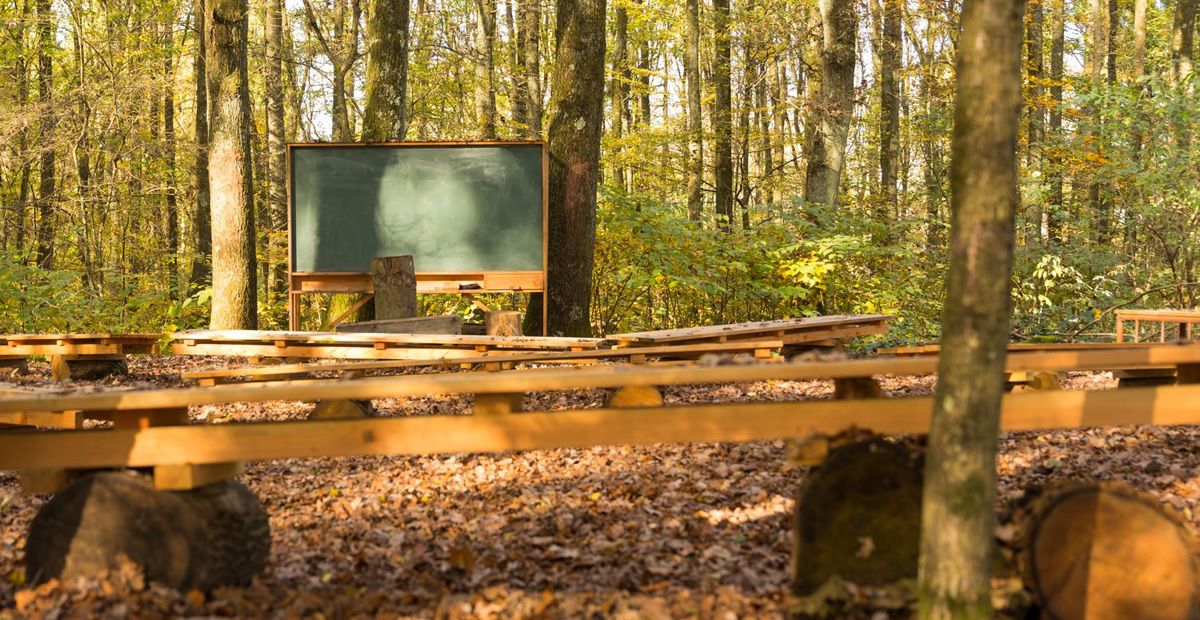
[474,0,497,138]
[265,0,287,300]
[1173,0,1196,86]
[542,0,606,336]
[1026,0,1043,242]
[878,0,901,222]
[1046,0,1064,244]
[712,0,733,229]
[610,2,627,190]
[519,0,542,136]
[35,0,55,270]
[207,0,258,329]
[362,0,411,140]
[916,0,1023,617]
[685,0,702,220]
[165,25,180,292]
[507,0,525,130]
[802,0,855,208]
[191,0,212,288]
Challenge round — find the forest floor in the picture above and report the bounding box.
[1,356,1199,618]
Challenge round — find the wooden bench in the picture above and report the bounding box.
[179,340,784,386]
[0,333,160,381]
[1115,309,1200,343]
[170,329,604,361]
[606,314,891,348]
[5,344,1200,490]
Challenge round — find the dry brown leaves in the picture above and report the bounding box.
[0,359,1195,618]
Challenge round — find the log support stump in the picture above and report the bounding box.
[474,392,523,415]
[50,355,128,381]
[25,472,270,592]
[309,399,375,420]
[372,255,417,320]
[605,385,664,408]
[1020,481,1200,620]
[792,439,924,599]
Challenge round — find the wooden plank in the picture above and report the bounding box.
[179,340,787,384]
[153,462,244,490]
[335,316,462,335]
[170,329,601,350]
[607,315,892,344]
[1116,309,1200,322]
[171,342,498,361]
[17,344,1200,416]
[884,342,1167,356]
[1,385,1199,471]
[0,410,82,429]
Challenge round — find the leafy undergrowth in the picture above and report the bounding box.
[0,359,1198,618]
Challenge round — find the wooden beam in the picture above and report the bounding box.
[1,385,1198,471]
[179,340,787,384]
[15,345,1200,416]
[153,462,244,490]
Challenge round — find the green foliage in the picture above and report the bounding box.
[0,253,208,336]
[590,188,946,345]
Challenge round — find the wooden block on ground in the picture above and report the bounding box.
[833,377,883,400]
[20,469,74,494]
[309,399,375,420]
[474,392,523,415]
[50,355,128,381]
[485,311,524,337]
[605,385,664,408]
[336,316,462,335]
[154,462,245,490]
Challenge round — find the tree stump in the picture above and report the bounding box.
[485,311,524,337]
[372,255,417,320]
[25,472,270,592]
[309,399,375,419]
[1021,481,1200,620]
[792,438,924,595]
[604,385,664,408]
[50,355,128,381]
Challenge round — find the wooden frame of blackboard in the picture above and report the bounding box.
[285,140,549,334]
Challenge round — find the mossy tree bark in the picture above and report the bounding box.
[207,0,258,329]
[802,0,855,208]
[916,0,1024,617]
[362,0,410,141]
[540,0,606,337]
[712,0,733,230]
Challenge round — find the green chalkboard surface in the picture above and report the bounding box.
[290,143,545,274]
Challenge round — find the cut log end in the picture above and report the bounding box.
[1022,481,1200,620]
[792,438,923,596]
[605,385,664,408]
[485,311,524,337]
[25,472,270,592]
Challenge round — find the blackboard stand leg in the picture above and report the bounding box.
[289,292,301,331]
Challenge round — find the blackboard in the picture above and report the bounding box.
[289,142,545,274]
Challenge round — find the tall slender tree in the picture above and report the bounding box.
[538,0,606,336]
[713,0,733,229]
[610,0,628,189]
[34,0,54,269]
[1026,0,1043,241]
[917,0,1024,616]
[474,0,498,138]
[164,22,179,290]
[685,0,702,220]
[519,0,542,136]
[1046,0,1064,243]
[803,0,856,208]
[265,0,287,298]
[207,0,258,329]
[191,0,213,287]
[878,0,901,220]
